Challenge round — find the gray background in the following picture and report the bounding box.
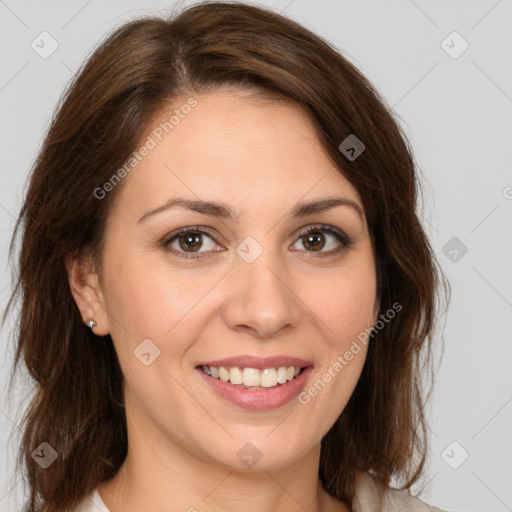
[1,0,511,510]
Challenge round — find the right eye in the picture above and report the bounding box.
[162,226,224,260]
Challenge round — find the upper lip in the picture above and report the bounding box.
[196,356,314,370]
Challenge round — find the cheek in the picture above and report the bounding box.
[102,248,218,352]
[310,267,376,344]
[306,259,375,416]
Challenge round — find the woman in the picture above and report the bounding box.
[5,2,450,511]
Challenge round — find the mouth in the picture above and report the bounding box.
[194,358,314,410]
[197,364,308,390]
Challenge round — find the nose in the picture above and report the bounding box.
[221,248,303,339]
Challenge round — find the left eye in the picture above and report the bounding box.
[162,224,351,260]
[291,225,349,254]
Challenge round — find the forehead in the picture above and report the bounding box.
[111,89,363,220]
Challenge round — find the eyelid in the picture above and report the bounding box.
[161,223,353,259]
[294,223,352,248]
[161,225,222,256]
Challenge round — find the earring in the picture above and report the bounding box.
[86,319,97,330]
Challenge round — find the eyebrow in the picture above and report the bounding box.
[136,196,364,224]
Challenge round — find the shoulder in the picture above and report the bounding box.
[72,488,111,512]
[352,471,451,512]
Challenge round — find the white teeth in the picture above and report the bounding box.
[201,365,303,388]
[277,367,288,384]
[219,367,230,382]
[229,367,243,385]
[242,368,260,387]
[260,368,277,387]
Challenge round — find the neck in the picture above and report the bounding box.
[96,397,350,512]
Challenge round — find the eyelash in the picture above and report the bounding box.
[161,224,353,261]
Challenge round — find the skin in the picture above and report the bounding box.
[67,88,379,512]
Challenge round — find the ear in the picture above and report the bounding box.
[65,253,110,336]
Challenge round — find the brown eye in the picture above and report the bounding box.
[301,231,326,252]
[163,227,220,260]
[291,224,351,256]
[162,224,351,261]
[177,232,203,252]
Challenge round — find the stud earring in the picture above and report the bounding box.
[86,319,97,330]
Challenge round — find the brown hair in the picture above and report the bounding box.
[4,1,449,510]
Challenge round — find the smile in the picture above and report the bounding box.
[196,365,314,410]
[200,365,304,390]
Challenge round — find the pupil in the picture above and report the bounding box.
[305,232,324,251]
[180,233,201,251]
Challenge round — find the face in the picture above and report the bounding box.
[72,88,379,471]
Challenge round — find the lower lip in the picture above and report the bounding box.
[196,366,314,410]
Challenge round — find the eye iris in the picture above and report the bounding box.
[304,232,325,251]
[179,232,202,252]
